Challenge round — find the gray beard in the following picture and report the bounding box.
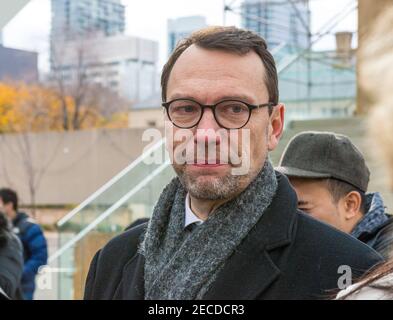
[175,165,261,201]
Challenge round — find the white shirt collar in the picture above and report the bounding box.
[185,193,204,229]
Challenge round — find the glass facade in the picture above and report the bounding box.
[274,44,356,123]
[51,0,125,41]
[241,0,310,51]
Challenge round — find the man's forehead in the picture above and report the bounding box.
[170,44,266,79]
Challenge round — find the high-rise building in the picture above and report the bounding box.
[167,16,207,55]
[52,34,158,103]
[50,0,158,103]
[51,0,125,42]
[0,45,39,83]
[241,0,310,51]
[50,0,126,68]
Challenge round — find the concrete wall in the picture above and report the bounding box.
[0,128,162,206]
[128,108,164,129]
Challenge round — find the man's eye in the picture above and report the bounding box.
[184,106,196,112]
[231,105,243,113]
[176,105,196,113]
[224,104,247,114]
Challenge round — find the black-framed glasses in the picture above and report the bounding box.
[162,99,275,129]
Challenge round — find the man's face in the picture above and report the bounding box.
[289,178,347,232]
[165,45,284,200]
[0,198,12,218]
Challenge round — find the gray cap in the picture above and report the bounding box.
[276,131,370,192]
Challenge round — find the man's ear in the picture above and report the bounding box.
[267,103,285,151]
[342,191,363,219]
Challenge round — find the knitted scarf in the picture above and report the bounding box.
[139,160,278,300]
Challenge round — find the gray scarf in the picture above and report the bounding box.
[139,160,278,300]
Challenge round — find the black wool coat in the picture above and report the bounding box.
[84,173,383,300]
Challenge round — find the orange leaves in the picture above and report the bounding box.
[13,84,62,132]
[0,83,22,132]
[0,82,129,133]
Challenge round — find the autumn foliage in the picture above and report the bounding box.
[0,82,129,133]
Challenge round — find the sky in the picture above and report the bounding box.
[2,0,358,74]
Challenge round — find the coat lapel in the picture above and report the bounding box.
[203,173,298,300]
[120,253,145,300]
[202,245,281,300]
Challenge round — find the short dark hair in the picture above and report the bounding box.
[324,179,367,214]
[0,188,18,212]
[161,26,279,108]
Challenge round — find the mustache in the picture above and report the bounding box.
[173,144,243,166]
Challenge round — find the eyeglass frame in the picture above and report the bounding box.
[162,98,276,130]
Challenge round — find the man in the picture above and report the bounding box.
[0,210,23,299]
[84,26,382,300]
[0,188,48,300]
[276,131,393,259]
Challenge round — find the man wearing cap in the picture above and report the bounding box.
[277,131,393,259]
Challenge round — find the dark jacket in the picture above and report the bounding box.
[351,192,393,259]
[0,213,23,299]
[84,173,383,300]
[13,212,48,300]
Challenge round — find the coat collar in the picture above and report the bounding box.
[12,212,28,226]
[202,172,298,299]
[122,172,298,300]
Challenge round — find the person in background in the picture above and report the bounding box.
[0,188,48,300]
[0,210,23,299]
[276,131,393,259]
[336,5,393,299]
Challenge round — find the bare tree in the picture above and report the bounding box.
[50,30,128,130]
[0,84,64,216]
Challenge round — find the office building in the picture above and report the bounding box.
[241,0,310,51]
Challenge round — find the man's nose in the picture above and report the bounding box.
[194,108,221,146]
[196,107,221,130]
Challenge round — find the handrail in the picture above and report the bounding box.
[57,138,165,227]
[49,159,171,263]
